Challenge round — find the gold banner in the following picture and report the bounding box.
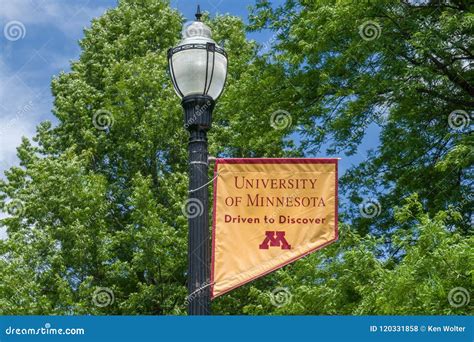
[211,158,338,299]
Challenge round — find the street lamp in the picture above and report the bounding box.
[167,5,227,315]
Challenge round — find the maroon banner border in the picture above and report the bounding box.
[210,158,339,299]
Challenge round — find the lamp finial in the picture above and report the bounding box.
[195,5,202,21]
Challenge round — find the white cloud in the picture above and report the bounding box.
[0,1,115,178]
[0,212,7,240]
[0,1,117,241]
[0,59,43,176]
[0,0,110,38]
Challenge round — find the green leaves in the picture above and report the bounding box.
[1,0,471,315]
[0,0,296,314]
[216,199,472,315]
[249,1,472,234]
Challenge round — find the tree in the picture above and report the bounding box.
[233,195,473,315]
[0,0,292,314]
[1,0,472,315]
[219,0,472,315]
[248,0,473,239]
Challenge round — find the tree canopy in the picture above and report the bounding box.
[1,0,472,315]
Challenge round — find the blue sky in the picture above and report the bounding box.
[0,0,288,175]
[0,0,378,238]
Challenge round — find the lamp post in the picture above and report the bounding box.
[167,6,227,315]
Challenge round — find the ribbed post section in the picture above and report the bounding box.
[182,95,214,315]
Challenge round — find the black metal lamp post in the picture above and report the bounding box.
[167,6,227,315]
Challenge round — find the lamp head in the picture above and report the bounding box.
[167,7,228,100]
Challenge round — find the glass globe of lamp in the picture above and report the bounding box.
[168,19,227,100]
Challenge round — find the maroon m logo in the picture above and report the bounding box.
[259,231,291,250]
